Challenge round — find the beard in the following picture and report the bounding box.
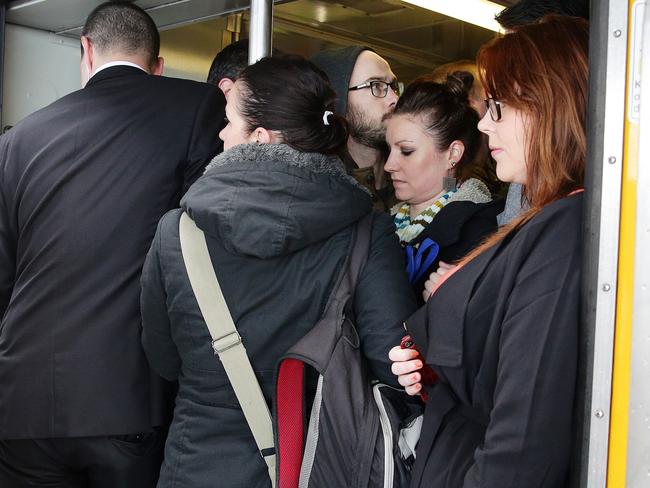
[347,104,388,150]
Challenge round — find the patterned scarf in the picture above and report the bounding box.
[391,190,456,244]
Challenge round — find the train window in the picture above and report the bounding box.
[158,0,503,83]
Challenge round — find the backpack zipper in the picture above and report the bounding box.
[372,384,394,488]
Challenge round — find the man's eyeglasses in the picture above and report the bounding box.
[348,80,400,98]
[484,98,502,122]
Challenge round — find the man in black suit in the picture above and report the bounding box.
[0,3,225,487]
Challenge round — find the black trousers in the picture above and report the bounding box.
[0,429,166,488]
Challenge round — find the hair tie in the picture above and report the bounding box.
[323,110,333,126]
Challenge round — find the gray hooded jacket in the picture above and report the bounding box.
[141,143,417,488]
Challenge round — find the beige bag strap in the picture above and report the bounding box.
[179,212,276,487]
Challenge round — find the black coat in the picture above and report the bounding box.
[408,198,503,302]
[406,193,582,488]
[0,66,225,439]
[140,143,418,488]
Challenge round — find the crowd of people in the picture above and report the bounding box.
[0,0,590,487]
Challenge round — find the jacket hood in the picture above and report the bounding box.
[311,46,374,115]
[181,143,372,258]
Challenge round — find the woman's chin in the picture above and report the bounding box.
[395,192,410,203]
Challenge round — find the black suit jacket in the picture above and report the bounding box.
[0,66,225,439]
[406,193,582,487]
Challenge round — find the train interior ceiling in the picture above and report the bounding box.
[4,0,515,85]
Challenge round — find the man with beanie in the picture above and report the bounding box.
[313,46,399,210]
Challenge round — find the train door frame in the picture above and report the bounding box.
[583,0,650,486]
[626,2,650,484]
[604,0,650,486]
[579,0,627,485]
[1,0,6,128]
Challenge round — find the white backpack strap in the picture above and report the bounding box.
[178,212,276,487]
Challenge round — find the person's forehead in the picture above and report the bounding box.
[350,51,395,85]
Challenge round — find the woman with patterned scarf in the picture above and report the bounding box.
[384,72,504,303]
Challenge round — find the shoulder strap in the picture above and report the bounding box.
[348,211,374,295]
[178,212,276,487]
[340,211,374,317]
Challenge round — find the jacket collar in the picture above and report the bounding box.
[85,65,147,88]
[405,238,504,367]
[413,198,503,248]
[204,143,364,186]
[406,193,583,368]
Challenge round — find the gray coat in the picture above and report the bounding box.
[141,144,417,488]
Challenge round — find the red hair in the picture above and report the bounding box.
[461,15,589,263]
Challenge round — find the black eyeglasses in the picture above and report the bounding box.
[348,80,400,98]
[484,98,503,122]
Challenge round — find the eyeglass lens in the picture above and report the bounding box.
[485,99,501,121]
[370,81,387,98]
[370,81,400,98]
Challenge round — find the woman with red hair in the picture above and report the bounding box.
[390,15,588,487]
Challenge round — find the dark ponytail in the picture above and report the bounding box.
[237,55,348,155]
[389,72,481,181]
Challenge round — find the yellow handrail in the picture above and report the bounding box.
[606,1,640,485]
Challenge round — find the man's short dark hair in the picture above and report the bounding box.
[206,40,250,86]
[81,2,160,67]
[495,0,589,30]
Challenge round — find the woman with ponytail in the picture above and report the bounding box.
[390,15,588,487]
[140,56,417,487]
[384,72,503,303]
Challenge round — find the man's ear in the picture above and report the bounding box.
[151,57,164,76]
[79,36,95,87]
[80,36,94,72]
[218,78,235,98]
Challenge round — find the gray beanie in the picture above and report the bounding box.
[311,46,375,115]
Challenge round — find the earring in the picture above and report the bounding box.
[443,161,457,192]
